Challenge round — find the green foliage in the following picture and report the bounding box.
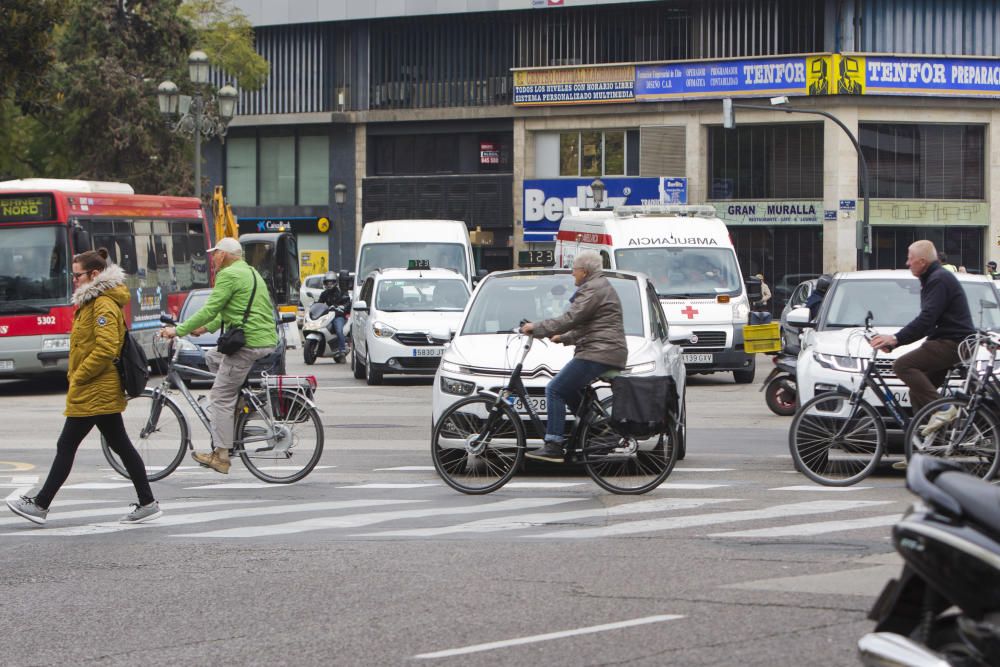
[0,0,67,115]
[180,0,269,91]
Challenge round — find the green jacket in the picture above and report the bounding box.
[177,259,279,348]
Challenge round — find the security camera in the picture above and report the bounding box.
[770,96,789,106]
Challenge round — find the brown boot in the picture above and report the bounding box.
[191,450,231,474]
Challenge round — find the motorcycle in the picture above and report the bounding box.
[858,455,1000,667]
[760,349,797,416]
[302,302,350,365]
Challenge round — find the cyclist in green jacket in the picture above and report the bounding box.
[161,237,278,474]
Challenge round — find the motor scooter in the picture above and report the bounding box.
[858,455,1000,667]
[302,302,350,365]
[760,349,797,416]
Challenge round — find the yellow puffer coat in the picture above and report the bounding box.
[65,264,131,417]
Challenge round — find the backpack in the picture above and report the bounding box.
[115,329,150,398]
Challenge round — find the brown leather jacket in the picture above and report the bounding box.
[532,272,628,369]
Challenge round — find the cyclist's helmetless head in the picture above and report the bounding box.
[572,250,602,286]
[906,240,937,278]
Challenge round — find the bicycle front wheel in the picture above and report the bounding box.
[103,390,188,482]
[789,393,885,486]
[236,391,324,483]
[581,399,678,494]
[905,397,1000,480]
[431,396,525,494]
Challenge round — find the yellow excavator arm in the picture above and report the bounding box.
[212,185,239,241]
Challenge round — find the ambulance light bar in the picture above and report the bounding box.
[614,204,717,218]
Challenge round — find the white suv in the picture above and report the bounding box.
[793,270,1000,413]
[351,267,471,385]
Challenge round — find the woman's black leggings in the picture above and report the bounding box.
[35,413,155,509]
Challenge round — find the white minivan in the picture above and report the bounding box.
[355,219,477,292]
[554,204,757,383]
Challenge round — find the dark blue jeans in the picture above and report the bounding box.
[545,358,616,444]
[327,316,347,353]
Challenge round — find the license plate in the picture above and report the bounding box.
[683,353,713,364]
[512,397,546,415]
[0,360,13,371]
[412,348,443,357]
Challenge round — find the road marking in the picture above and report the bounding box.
[531,500,894,539]
[335,483,439,489]
[504,482,586,488]
[708,514,899,538]
[357,498,737,538]
[673,468,734,472]
[184,483,284,490]
[0,499,116,517]
[176,497,583,539]
[0,475,40,489]
[373,466,435,472]
[412,614,686,659]
[16,499,417,537]
[656,483,729,490]
[0,499,264,532]
[0,461,36,472]
[769,485,873,492]
[61,483,136,490]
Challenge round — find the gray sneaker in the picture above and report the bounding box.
[6,496,48,525]
[120,501,162,524]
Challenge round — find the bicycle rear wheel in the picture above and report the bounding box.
[103,390,188,482]
[905,396,1000,480]
[236,391,324,483]
[431,396,525,494]
[581,398,678,494]
[789,393,885,486]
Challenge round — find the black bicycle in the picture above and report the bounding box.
[430,331,681,495]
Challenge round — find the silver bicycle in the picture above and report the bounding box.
[102,325,324,484]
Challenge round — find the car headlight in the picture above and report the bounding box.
[440,376,476,396]
[372,321,397,338]
[814,352,863,372]
[441,359,475,374]
[732,299,750,323]
[624,361,657,375]
[42,338,69,350]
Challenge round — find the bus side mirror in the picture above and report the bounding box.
[745,276,763,302]
[72,226,91,253]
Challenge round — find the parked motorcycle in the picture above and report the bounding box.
[302,302,350,365]
[858,455,1000,667]
[760,350,797,416]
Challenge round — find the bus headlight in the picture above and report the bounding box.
[42,338,70,351]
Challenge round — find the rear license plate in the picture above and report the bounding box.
[412,348,443,357]
[0,360,13,371]
[683,353,713,364]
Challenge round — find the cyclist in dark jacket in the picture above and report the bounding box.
[317,271,351,361]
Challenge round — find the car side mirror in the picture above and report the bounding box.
[745,276,763,302]
[280,312,297,324]
[353,300,368,313]
[668,333,693,345]
[786,306,813,329]
[472,269,489,285]
[429,327,454,345]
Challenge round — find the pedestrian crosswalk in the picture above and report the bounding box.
[2,468,910,543]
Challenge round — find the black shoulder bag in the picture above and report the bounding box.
[217,272,257,355]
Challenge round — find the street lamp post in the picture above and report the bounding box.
[333,183,347,271]
[157,50,238,201]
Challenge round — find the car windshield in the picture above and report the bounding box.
[823,278,1000,329]
[462,273,644,336]
[0,225,70,312]
[614,247,742,298]
[375,278,470,312]
[359,243,467,281]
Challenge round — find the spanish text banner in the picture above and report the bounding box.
[635,55,831,101]
[843,54,1000,98]
[513,65,635,105]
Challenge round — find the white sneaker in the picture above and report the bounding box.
[120,501,162,524]
[919,405,959,437]
[6,496,48,525]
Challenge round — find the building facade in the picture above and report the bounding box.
[207,0,1000,311]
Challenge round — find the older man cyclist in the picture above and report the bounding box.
[519,250,627,463]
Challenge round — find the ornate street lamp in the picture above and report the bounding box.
[333,183,348,270]
[157,50,238,201]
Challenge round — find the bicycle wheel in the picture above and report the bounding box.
[789,393,885,486]
[235,391,324,483]
[581,398,678,494]
[905,396,1000,480]
[431,396,525,494]
[103,390,188,482]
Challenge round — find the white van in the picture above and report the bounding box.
[555,204,756,383]
[355,219,476,292]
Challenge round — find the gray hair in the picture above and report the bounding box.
[573,250,603,275]
[909,240,937,263]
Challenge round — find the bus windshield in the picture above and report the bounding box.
[359,243,467,282]
[614,247,742,298]
[0,226,69,312]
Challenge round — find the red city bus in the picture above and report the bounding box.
[0,179,210,378]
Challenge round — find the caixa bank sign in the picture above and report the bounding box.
[523,177,686,242]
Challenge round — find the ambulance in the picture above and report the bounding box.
[554,204,757,383]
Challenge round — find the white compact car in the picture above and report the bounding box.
[432,269,687,450]
[350,266,471,384]
[793,270,1000,414]
[299,274,325,309]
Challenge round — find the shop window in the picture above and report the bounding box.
[298,135,330,205]
[559,133,579,176]
[559,130,627,177]
[860,124,985,200]
[259,136,296,205]
[708,124,823,200]
[226,137,257,206]
[604,131,625,176]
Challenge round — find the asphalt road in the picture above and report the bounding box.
[0,352,911,666]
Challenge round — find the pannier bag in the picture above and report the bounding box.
[115,330,150,398]
[609,375,677,438]
[217,273,258,355]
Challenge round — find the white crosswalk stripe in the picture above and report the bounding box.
[0,499,264,532]
[708,514,900,539]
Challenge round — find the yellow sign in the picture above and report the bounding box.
[300,251,329,278]
[318,217,330,233]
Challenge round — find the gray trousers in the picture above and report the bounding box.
[205,346,276,449]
